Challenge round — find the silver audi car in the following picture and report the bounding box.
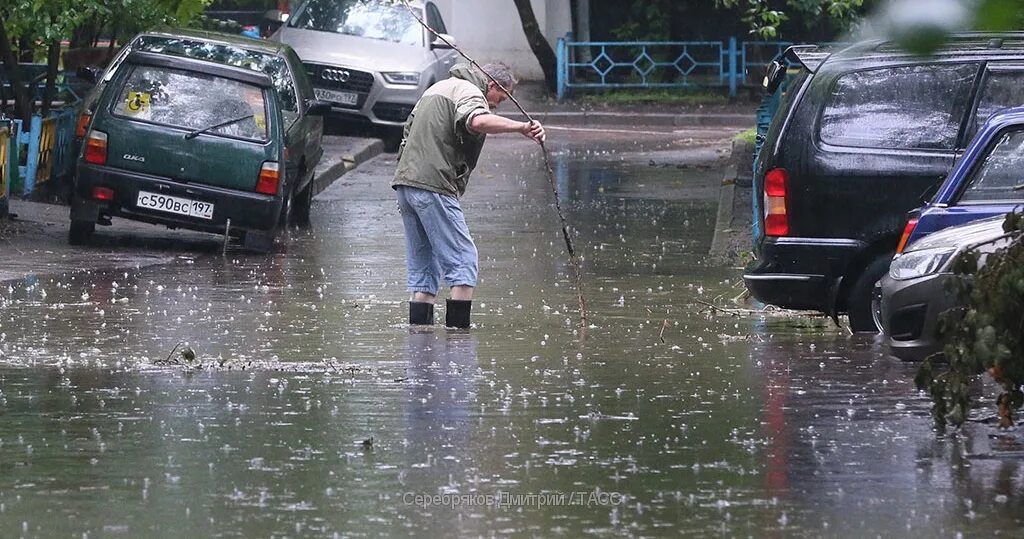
[270,0,459,129]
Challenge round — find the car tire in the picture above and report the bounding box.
[292,175,314,228]
[847,253,894,333]
[242,228,277,253]
[68,219,95,246]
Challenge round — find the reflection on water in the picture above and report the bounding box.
[1,135,1023,536]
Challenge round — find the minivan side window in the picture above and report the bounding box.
[968,67,1024,140]
[819,63,977,151]
[958,129,1024,202]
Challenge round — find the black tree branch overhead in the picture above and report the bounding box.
[400,1,589,329]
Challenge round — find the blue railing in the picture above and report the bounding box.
[556,35,794,100]
[0,67,82,198]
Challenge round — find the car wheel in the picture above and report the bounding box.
[242,228,277,254]
[68,219,95,246]
[292,175,314,228]
[847,253,894,333]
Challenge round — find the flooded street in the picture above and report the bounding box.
[1,127,1022,537]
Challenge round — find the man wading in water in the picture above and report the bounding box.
[392,62,545,328]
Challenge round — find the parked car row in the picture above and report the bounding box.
[880,106,1024,362]
[68,0,456,252]
[745,34,1024,335]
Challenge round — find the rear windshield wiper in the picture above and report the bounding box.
[1014,183,1024,191]
[184,114,254,140]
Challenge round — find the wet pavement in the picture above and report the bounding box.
[2,125,1023,537]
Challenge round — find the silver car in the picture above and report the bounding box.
[880,215,1019,362]
[270,0,459,129]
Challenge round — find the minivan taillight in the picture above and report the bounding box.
[256,161,280,195]
[84,130,108,165]
[76,112,92,138]
[764,167,789,236]
[896,217,919,254]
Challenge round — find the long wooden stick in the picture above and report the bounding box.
[401,1,588,327]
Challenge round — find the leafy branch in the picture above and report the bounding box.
[917,212,1024,429]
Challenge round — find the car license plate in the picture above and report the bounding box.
[136,191,214,220]
[314,88,358,106]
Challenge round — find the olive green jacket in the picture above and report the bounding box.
[391,64,490,198]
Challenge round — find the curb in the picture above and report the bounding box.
[312,137,385,196]
[525,111,754,129]
[709,138,755,264]
[528,111,753,129]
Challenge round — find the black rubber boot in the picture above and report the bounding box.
[445,299,472,329]
[409,301,434,325]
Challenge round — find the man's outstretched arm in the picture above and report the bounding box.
[469,114,545,143]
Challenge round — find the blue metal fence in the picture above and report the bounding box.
[556,35,794,100]
[0,67,82,197]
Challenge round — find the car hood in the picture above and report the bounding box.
[272,27,428,72]
[906,215,1014,254]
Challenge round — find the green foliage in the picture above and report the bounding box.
[609,0,672,41]
[715,0,865,39]
[916,213,1024,429]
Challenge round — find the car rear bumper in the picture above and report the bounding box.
[743,237,864,312]
[74,163,281,233]
[880,272,956,362]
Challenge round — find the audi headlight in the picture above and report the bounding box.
[382,72,421,85]
[888,248,956,281]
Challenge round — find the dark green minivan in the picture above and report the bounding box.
[73,51,293,251]
[71,29,326,251]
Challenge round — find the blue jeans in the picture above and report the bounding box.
[396,186,478,296]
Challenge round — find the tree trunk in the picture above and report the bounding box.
[572,0,592,62]
[41,40,60,117]
[511,0,557,94]
[0,19,32,123]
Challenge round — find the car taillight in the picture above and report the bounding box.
[84,130,108,165]
[76,112,92,138]
[763,167,789,236]
[256,161,280,195]
[896,217,919,254]
[92,187,114,201]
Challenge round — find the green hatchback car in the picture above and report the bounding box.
[71,29,326,251]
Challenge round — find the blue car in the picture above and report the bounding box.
[881,107,1024,361]
[896,106,1024,250]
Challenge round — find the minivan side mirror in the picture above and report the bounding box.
[430,34,456,50]
[77,66,102,84]
[264,9,289,24]
[763,60,786,95]
[305,99,332,116]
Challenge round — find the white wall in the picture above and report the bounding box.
[432,0,571,80]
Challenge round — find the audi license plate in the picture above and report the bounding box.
[137,191,214,220]
[314,88,358,106]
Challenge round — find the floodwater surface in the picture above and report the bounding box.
[1,128,1022,537]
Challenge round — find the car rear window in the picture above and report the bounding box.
[113,65,269,141]
[819,63,976,151]
[959,129,1024,203]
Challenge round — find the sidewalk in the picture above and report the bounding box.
[0,135,383,285]
[495,81,757,129]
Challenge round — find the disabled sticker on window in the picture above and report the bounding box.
[125,92,151,115]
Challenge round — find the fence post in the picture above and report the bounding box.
[556,35,567,102]
[0,124,9,219]
[728,37,738,97]
[22,115,43,196]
